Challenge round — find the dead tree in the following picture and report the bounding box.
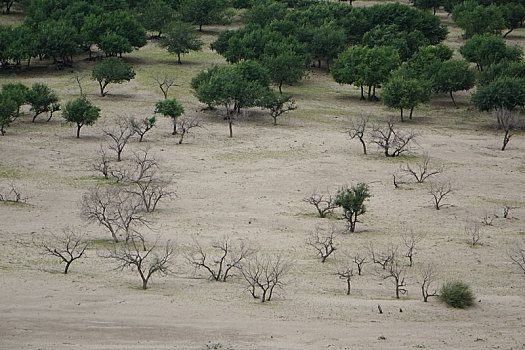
[402,231,423,266]
[502,204,517,219]
[353,253,367,275]
[348,116,368,154]
[428,181,453,210]
[492,108,520,151]
[130,116,156,142]
[508,245,525,274]
[240,254,289,302]
[103,118,136,161]
[335,266,354,295]
[154,74,179,99]
[93,146,111,179]
[177,116,201,144]
[368,243,393,270]
[186,237,254,281]
[0,181,27,203]
[107,236,173,289]
[419,264,438,302]
[306,224,338,263]
[400,153,444,183]
[303,191,337,218]
[40,228,90,274]
[465,222,482,247]
[370,121,417,157]
[380,251,407,299]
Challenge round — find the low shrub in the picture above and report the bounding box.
[440,280,475,308]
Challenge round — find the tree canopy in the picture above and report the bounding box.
[160,21,203,64]
[62,96,101,138]
[91,57,136,97]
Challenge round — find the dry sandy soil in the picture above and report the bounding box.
[1,4,525,350]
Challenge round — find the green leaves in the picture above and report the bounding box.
[160,21,203,64]
[91,57,136,96]
[335,183,371,233]
[471,77,525,112]
[26,83,59,122]
[460,34,523,71]
[62,96,101,138]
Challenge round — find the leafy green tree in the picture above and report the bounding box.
[155,98,184,135]
[335,183,371,233]
[38,20,81,64]
[26,83,59,122]
[332,45,368,100]
[261,40,307,93]
[0,93,17,135]
[452,0,505,38]
[500,2,525,38]
[443,0,461,14]
[433,60,476,107]
[191,65,221,108]
[479,60,525,86]
[302,23,346,69]
[91,57,136,97]
[471,77,525,112]
[404,44,453,80]
[362,46,401,101]
[160,21,203,64]
[411,0,441,14]
[62,96,101,138]
[460,34,523,71]
[243,0,288,27]
[260,91,296,125]
[97,31,132,57]
[382,74,431,121]
[179,0,230,31]
[136,0,174,38]
[7,24,39,67]
[1,83,28,117]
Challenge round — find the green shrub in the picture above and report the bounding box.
[439,281,474,308]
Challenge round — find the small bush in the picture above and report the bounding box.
[439,281,475,308]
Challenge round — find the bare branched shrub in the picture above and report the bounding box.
[186,237,254,282]
[0,181,27,203]
[400,153,444,183]
[348,116,368,154]
[502,204,517,219]
[370,121,417,157]
[335,266,354,295]
[106,236,173,289]
[241,254,290,302]
[491,108,521,151]
[303,191,337,218]
[481,210,495,226]
[402,231,423,267]
[353,252,367,275]
[368,243,393,270]
[103,118,136,161]
[177,116,201,144]
[428,181,453,210]
[465,222,482,247]
[419,264,438,302]
[507,245,525,274]
[306,224,338,263]
[39,228,90,274]
[154,74,179,99]
[379,250,407,299]
[93,145,111,179]
[130,116,156,142]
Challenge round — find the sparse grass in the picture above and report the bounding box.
[0,163,21,178]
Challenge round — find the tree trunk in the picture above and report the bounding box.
[318,59,321,68]
[199,23,203,31]
[503,28,514,38]
[99,81,105,97]
[360,86,365,100]
[395,283,400,299]
[279,82,282,94]
[422,286,428,302]
[449,91,457,108]
[367,86,372,101]
[177,53,182,64]
[502,130,511,151]
[409,106,414,120]
[76,124,82,138]
[372,85,376,100]
[346,279,351,295]
[172,118,177,135]
[273,115,277,126]
[400,108,404,122]
[64,261,72,274]
[359,138,367,154]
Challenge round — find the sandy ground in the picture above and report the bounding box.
[1,7,525,350]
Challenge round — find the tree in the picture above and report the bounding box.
[348,116,369,154]
[178,0,230,31]
[332,46,368,100]
[176,115,201,144]
[2,0,16,14]
[103,118,135,161]
[155,98,184,135]
[335,266,354,295]
[160,21,203,64]
[154,74,179,99]
[335,183,371,233]
[260,91,296,125]
[500,2,525,38]
[428,180,453,210]
[243,0,288,28]
[382,75,431,121]
[136,0,174,38]
[306,224,338,263]
[107,236,174,290]
[460,34,523,71]
[91,57,136,97]
[380,251,407,299]
[433,60,476,107]
[62,96,100,138]
[362,46,401,101]
[452,0,505,38]
[402,231,423,266]
[478,60,525,87]
[1,83,28,118]
[241,254,289,302]
[130,116,156,142]
[411,0,441,15]
[419,264,438,302]
[26,83,59,123]
[370,121,417,157]
[508,245,525,274]
[491,108,521,151]
[40,228,90,274]
[0,93,17,135]
[303,23,346,69]
[400,153,444,183]
[97,31,132,57]
[38,20,81,66]
[261,44,307,93]
[303,191,337,218]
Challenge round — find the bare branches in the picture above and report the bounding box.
[240,254,290,302]
[368,243,393,270]
[40,228,90,274]
[419,264,438,302]
[348,116,368,154]
[353,253,367,275]
[400,153,444,183]
[177,116,201,144]
[379,250,407,299]
[402,231,423,266]
[130,116,156,142]
[306,224,338,263]
[492,108,521,151]
[508,245,525,274]
[503,204,517,219]
[428,181,453,210]
[106,236,174,289]
[0,181,27,203]
[186,237,254,282]
[370,121,417,157]
[103,118,136,162]
[303,191,336,218]
[335,266,354,295]
[154,74,179,99]
[92,145,111,179]
[465,222,482,247]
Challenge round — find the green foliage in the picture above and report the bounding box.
[500,2,525,38]
[260,90,296,125]
[26,83,59,122]
[411,0,441,14]
[160,21,203,64]
[97,31,132,57]
[155,98,184,134]
[136,0,174,37]
[471,77,525,112]
[243,0,288,27]
[62,96,101,138]
[460,34,523,71]
[382,74,431,121]
[439,281,475,309]
[178,0,231,31]
[38,20,81,63]
[0,93,17,135]
[479,61,525,86]
[1,83,29,117]
[404,44,453,80]
[433,60,476,107]
[452,0,505,38]
[335,183,371,233]
[261,40,307,93]
[91,57,136,97]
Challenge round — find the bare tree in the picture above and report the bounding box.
[303,191,337,218]
[177,116,201,144]
[368,243,393,270]
[0,181,27,203]
[348,116,368,154]
[103,118,136,161]
[306,224,338,263]
[39,228,90,274]
[370,121,417,157]
[502,204,517,219]
[130,116,156,142]
[107,236,174,289]
[400,153,444,183]
[380,250,407,299]
[353,252,367,275]
[186,237,254,281]
[241,254,290,302]
[93,145,111,179]
[335,266,354,295]
[492,108,521,151]
[154,74,179,99]
[419,264,438,302]
[465,222,482,247]
[481,210,494,226]
[402,231,423,266]
[428,181,453,210]
[508,245,525,274]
